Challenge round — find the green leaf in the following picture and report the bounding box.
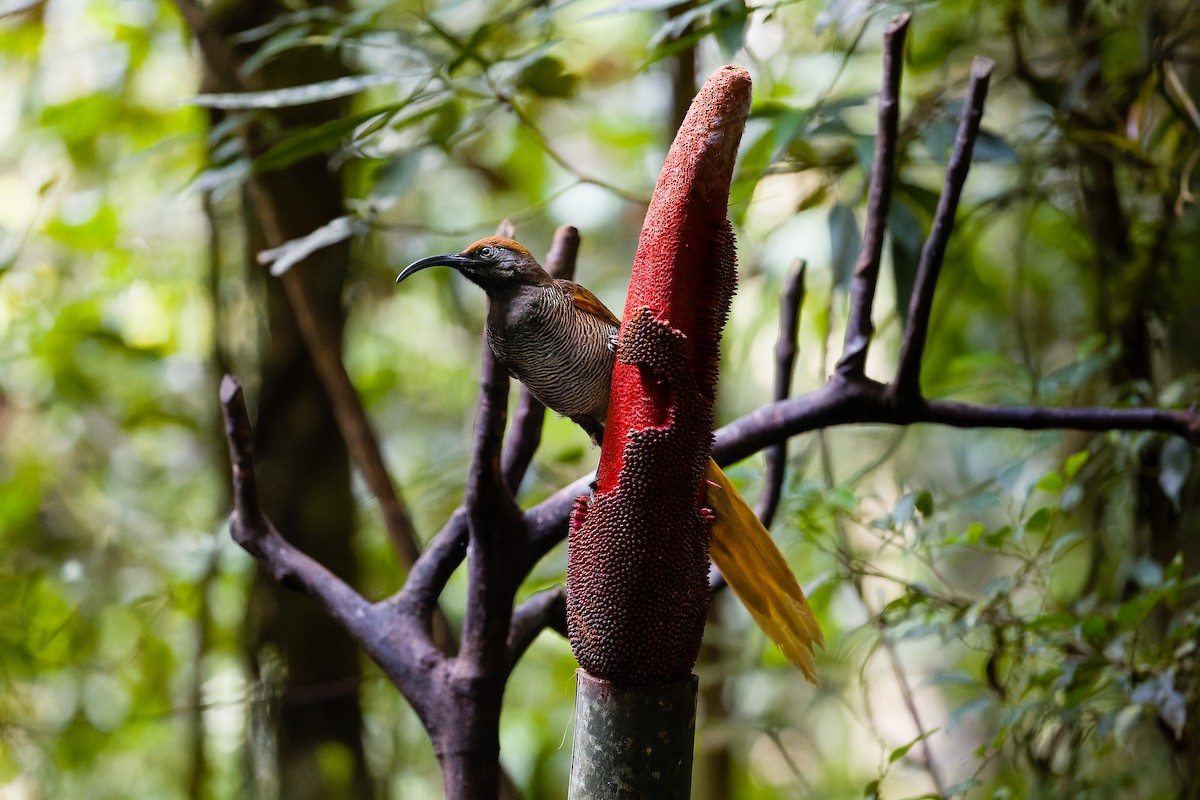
[1064,449,1090,479]
[1049,529,1086,559]
[446,23,495,74]
[1035,471,1063,494]
[984,525,1013,547]
[238,24,311,76]
[586,0,692,17]
[713,0,749,58]
[1025,507,1052,532]
[192,74,402,110]
[258,215,364,276]
[943,778,983,797]
[518,56,577,99]
[255,103,406,173]
[972,129,1019,163]
[829,202,860,292]
[1079,614,1108,643]
[1028,611,1075,630]
[888,729,931,763]
[1159,436,1192,513]
[1115,598,1145,629]
[889,199,923,321]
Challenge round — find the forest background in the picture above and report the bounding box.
[3,0,1200,798]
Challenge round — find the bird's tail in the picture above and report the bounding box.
[705,459,824,684]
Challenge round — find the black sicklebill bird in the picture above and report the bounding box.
[397,236,823,682]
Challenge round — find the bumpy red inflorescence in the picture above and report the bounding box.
[567,66,750,684]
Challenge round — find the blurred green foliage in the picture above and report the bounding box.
[2,0,1200,797]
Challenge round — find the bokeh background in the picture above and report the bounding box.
[3,0,1200,797]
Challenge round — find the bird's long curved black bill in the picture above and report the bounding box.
[396,253,478,284]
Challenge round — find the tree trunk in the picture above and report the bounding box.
[198,1,372,796]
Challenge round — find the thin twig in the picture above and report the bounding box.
[502,225,581,493]
[880,626,945,791]
[816,408,943,794]
[757,259,807,526]
[836,13,910,381]
[890,57,995,401]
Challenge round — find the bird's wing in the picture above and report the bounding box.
[563,281,620,327]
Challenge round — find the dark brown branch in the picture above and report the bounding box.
[465,217,520,517]
[506,587,568,673]
[757,259,807,526]
[459,221,527,669]
[399,507,469,634]
[714,381,1200,465]
[502,225,581,493]
[524,383,1200,553]
[836,13,910,380]
[463,326,514,515]
[526,474,593,564]
[889,57,995,401]
[221,374,263,524]
[408,226,581,645]
[219,376,441,708]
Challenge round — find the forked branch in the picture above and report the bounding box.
[890,56,995,401]
[210,13,1200,798]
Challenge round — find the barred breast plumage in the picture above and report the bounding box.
[486,282,617,433]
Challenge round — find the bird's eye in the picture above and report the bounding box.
[479,245,497,260]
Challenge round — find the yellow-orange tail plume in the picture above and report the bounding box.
[705,459,824,684]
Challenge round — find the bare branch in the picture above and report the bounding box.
[399,508,469,636]
[502,225,581,493]
[220,375,263,525]
[459,221,528,669]
[713,380,1200,465]
[506,587,567,673]
[757,259,807,526]
[526,474,593,565]
[836,13,910,380]
[219,376,440,699]
[523,382,1200,560]
[545,224,582,279]
[890,57,995,401]
[464,217,521,518]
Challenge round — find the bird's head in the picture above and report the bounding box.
[396,236,552,293]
